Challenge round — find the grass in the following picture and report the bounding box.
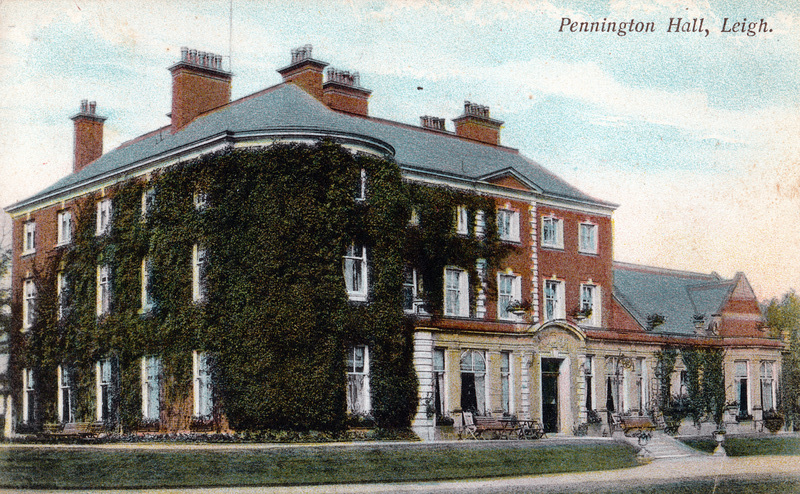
[0,440,639,489]
[679,435,800,456]
[548,477,800,494]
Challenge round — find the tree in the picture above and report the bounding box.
[764,292,800,430]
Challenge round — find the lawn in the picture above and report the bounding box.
[679,435,800,456]
[0,440,639,489]
[548,477,800,494]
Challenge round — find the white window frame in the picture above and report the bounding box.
[497,209,520,242]
[543,279,565,321]
[444,267,469,317]
[344,244,368,301]
[474,210,486,238]
[346,345,371,414]
[23,221,36,255]
[22,368,35,424]
[541,216,563,249]
[579,284,601,326]
[141,257,153,311]
[456,205,469,235]
[141,187,155,218]
[58,365,73,423]
[501,351,512,415]
[433,348,446,417]
[403,266,424,314]
[497,272,522,320]
[141,356,161,421]
[194,189,208,210]
[584,355,595,413]
[96,265,110,316]
[632,358,645,413]
[409,207,420,226]
[96,358,113,422]
[193,351,213,418]
[605,356,625,413]
[760,361,776,411]
[96,198,112,236]
[355,168,367,202]
[579,222,598,254]
[57,271,68,321]
[192,244,207,303]
[734,360,750,415]
[23,278,36,331]
[57,210,72,245]
[460,349,487,415]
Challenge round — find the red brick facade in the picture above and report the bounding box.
[536,205,613,327]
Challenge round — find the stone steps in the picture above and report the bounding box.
[618,430,704,459]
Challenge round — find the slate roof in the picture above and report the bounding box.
[613,262,735,336]
[9,83,613,212]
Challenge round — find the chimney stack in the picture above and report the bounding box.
[322,67,371,116]
[420,116,446,132]
[71,99,106,173]
[169,47,232,132]
[277,45,328,102]
[452,101,504,146]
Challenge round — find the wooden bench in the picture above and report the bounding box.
[42,422,104,438]
[473,416,515,439]
[619,416,656,436]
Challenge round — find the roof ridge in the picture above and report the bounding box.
[614,261,722,280]
[115,125,172,152]
[347,113,521,153]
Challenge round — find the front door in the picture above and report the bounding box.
[542,358,561,433]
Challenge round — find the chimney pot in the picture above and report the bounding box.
[89,101,96,114]
[181,46,188,61]
[421,115,446,131]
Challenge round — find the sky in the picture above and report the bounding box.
[0,0,798,301]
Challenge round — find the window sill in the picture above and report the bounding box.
[579,250,599,256]
[443,313,471,319]
[540,245,564,251]
[21,250,36,257]
[55,242,72,248]
[348,294,368,303]
[500,238,522,245]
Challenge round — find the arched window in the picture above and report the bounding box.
[460,350,486,415]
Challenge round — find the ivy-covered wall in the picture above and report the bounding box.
[12,141,510,433]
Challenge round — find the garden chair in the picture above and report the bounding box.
[461,411,480,439]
